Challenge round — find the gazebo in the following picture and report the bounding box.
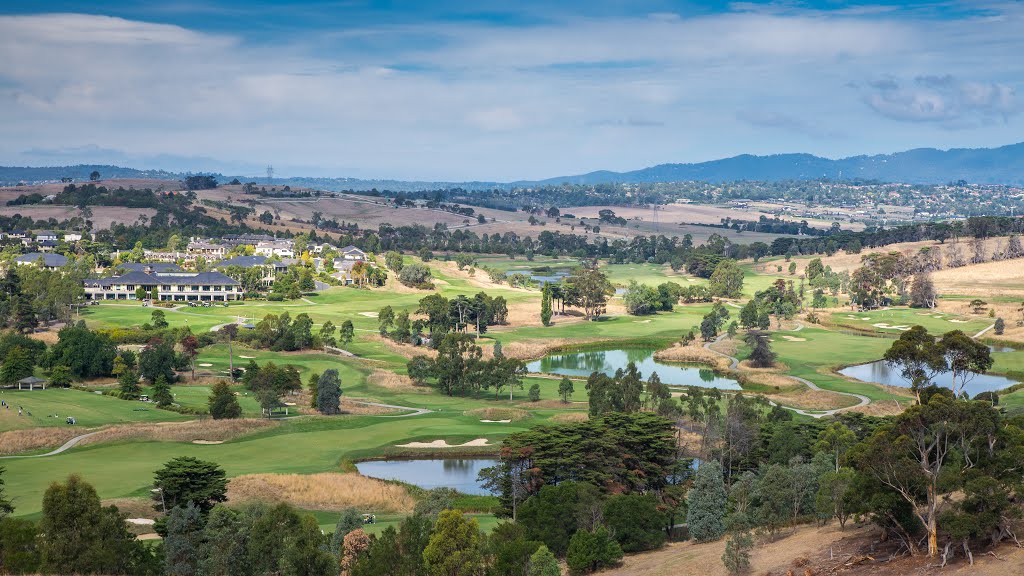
[17,376,47,390]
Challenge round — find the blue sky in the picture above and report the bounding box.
[0,1,1021,180]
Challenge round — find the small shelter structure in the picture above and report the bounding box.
[17,376,47,390]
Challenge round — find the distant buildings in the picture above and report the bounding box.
[14,253,68,270]
[84,271,241,302]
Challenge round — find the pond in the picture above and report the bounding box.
[526,347,741,390]
[505,269,569,284]
[839,360,1019,397]
[356,458,499,495]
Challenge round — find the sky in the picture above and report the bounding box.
[0,0,1021,181]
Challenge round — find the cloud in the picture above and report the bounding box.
[0,4,1022,180]
[861,74,1018,126]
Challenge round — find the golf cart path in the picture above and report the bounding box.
[352,400,432,417]
[974,323,997,339]
[703,332,869,419]
[0,431,101,459]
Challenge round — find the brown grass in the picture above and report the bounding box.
[367,369,425,392]
[652,344,730,370]
[227,473,415,513]
[78,418,275,447]
[339,398,404,415]
[516,399,588,410]
[549,412,589,424]
[504,338,609,361]
[0,427,81,455]
[463,407,531,422]
[368,334,437,360]
[103,498,159,519]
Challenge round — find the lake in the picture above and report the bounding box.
[505,269,569,284]
[526,347,741,390]
[839,360,1019,396]
[356,458,499,495]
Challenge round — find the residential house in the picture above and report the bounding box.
[83,271,241,302]
[34,230,58,242]
[37,240,60,252]
[115,263,184,274]
[14,253,68,270]
[187,240,227,258]
[339,245,367,261]
[63,232,83,242]
[214,255,289,287]
[255,240,295,258]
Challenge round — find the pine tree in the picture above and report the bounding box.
[152,375,173,407]
[528,383,541,402]
[330,507,364,559]
[208,381,242,419]
[164,502,204,576]
[526,545,561,576]
[422,510,483,576]
[316,369,342,415]
[687,460,727,542]
[201,506,246,576]
[541,282,553,326]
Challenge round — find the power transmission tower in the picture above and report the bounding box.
[266,165,274,183]
[652,203,660,233]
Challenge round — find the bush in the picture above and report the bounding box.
[566,527,622,574]
[603,494,666,552]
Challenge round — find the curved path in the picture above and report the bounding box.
[702,333,869,419]
[351,400,433,417]
[0,431,101,459]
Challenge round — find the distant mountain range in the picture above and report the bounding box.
[3,142,1023,189]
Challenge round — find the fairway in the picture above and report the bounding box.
[0,388,190,431]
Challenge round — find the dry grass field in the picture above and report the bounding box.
[227,472,416,513]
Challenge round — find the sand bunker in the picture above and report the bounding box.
[480,419,512,423]
[192,440,224,445]
[950,319,968,323]
[781,335,807,342]
[127,518,156,525]
[873,323,911,331]
[239,355,256,359]
[632,320,651,324]
[397,438,492,448]
[359,311,378,318]
[199,363,213,367]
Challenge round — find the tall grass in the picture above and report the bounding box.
[227,473,415,513]
[78,418,276,447]
[0,427,81,456]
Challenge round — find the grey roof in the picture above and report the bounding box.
[86,270,239,287]
[34,230,57,236]
[19,376,46,384]
[215,255,287,269]
[341,245,364,253]
[39,240,59,247]
[15,253,68,267]
[117,263,183,273]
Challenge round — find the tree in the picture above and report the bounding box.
[938,330,993,396]
[139,339,176,384]
[744,330,776,368]
[526,545,560,576]
[0,346,34,385]
[815,467,856,529]
[910,272,937,308]
[398,263,433,289]
[421,510,483,576]
[407,355,433,386]
[164,502,204,576]
[180,334,199,380]
[316,369,342,415]
[708,259,744,298]
[566,268,613,320]
[330,508,364,559]
[603,494,666,552]
[558,375,574,403]
[339,320,355,346]
[623,280,661,316]
[883,326,947,399]
[341,528,370,574]
[565,526,622,574]
[385,251,404,272]
[687,460,727,542]
[378,305,395,335]
[994,317,1005,335]
[152,375,173,407]
[151,309,169,329]
[754,464,795,538]
[0,466,13,519]
[721,516,753,576]
[540,282,553,326]
[89,170,100,181]
[208,381,242,419]
[220,324,238,380]
[39,474,144,575]
[814,421,856,472]
[49,364,72,388]
[152,456,228,515]
[118,369,141,400]
[44,321,117,378]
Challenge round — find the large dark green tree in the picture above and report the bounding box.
[316,369,342,415]
[152,457,228,516]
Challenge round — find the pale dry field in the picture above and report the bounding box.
[227,472,416,513]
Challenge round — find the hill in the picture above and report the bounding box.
[3,141,1024,188]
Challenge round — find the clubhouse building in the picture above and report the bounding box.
[83,269,241,302]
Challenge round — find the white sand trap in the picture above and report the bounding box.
[874,323,911,331]
[192,440,223,445]
[950,319,968,323]
[127,518,156,526]
[198,363,213,367]
[359,311,378,318]
[398,438,492,448]
[137,533,162,541]
[239,355,256,359]
[726,302,742,308]
[860,317,872,320]
[846,315,857,319]
[781,335,807,342]
[284,402,297,406]
[632,320,651,324]
[480,419,512,423]
[917,312,933,316]
[686,278,696,282]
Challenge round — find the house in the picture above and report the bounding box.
[214,255,289,287]
[6,230,27,240]
[63,232,83,242]
[37,240,60,252]
[222,233,276,247]
[339,245,367,261]
[255,240,295,258]
[187,240,227,257]
[83,271,241,302]
[115,263,184,274]
[15,253,68,270]
[34,230,58,242]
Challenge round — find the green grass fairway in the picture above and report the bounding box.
[828,308,991,336]
[0,388,190,432]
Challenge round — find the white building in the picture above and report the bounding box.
[255,240,295,258]
[84,270,241,302]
